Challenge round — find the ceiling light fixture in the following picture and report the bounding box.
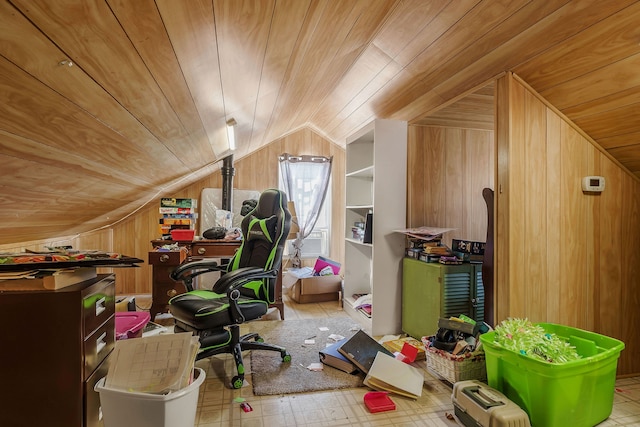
[226,118,237,151]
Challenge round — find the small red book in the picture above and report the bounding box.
[364,391,396,413]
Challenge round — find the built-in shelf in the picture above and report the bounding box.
[343,119,407,336]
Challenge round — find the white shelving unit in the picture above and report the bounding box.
[343,119,407,336]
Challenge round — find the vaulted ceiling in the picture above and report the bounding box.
[1,0,639,244]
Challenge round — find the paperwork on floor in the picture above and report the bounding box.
[105,332,200,394]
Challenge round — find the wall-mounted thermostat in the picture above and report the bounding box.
[582,176,605,193]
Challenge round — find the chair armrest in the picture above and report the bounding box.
[213,267,278,324]
[170,259,226,292]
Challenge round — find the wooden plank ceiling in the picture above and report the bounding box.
[1,0,639,245]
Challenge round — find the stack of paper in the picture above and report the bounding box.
[105,333,200,394]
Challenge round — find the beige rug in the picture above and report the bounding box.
[248,316,365,395]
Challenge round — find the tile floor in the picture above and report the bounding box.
[143,294,640,426]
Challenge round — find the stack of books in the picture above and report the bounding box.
[318,329,425,399]
[159,198,198,238]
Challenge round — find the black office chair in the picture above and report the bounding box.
[168,188,292,388]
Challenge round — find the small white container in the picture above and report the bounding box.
[95,367,205,427]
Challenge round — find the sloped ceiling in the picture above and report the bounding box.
[1,0,639,244]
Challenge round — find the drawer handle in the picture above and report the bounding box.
[95,297,106,316]
[197,247,206,255]
[167,289,177,297]
[96,332,107,354]
[160,254,170,262]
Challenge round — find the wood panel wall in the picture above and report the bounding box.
[496,73,640,376]
[0,128,345,298]
[407,125,495,246]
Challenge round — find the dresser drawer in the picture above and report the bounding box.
[149,250,186,265]
[191,242,240,258]
[85,354,110,427]
[83,276,115,338]
[84,315,115,380]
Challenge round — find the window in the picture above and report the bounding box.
[278,154,332,259]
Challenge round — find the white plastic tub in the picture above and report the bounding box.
[95,367,205,427]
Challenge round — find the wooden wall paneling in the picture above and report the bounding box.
[495,74,511,324]
[407,125,494,246]
[406,126,426,227]
[110,218,137,295]
[155,0,228,156]
[538,54,640,113]
[584,138,598,332]
[545,109,563,324]
[329,140,345,265]
[522,88,548,323]
[444,129,464,243]
[512,2,640,90]
[559,122,590,328]
[107,0,214,156]
[597,156,624,343]
[465,129,492,242]
[10,0,211,165]
[621,172,640,375]
[423,128,447,231]
[507,75,527,319]
[498,73,640,375]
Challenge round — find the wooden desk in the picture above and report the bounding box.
[149,239,284,319]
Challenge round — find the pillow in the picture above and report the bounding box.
[246,215,278,243]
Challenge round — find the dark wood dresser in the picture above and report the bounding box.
[0,274,116,427]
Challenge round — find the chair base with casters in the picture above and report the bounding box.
[169,188,294,389]
[171,292,291,389]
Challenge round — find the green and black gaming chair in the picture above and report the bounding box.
[169,188,292,388]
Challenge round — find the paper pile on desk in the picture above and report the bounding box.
[105,332,200,394]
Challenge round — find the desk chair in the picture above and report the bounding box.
[169,188,292,388]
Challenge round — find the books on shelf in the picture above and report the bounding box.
[159,198,198,239]
[337,329,393,374]
[363,352,424,399]
[159,207,196,214]
[160,198,198,208]
[319,338,358,374]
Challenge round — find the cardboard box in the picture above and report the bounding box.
[289,275,342,304]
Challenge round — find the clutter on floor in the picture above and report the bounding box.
[422,316,489,384]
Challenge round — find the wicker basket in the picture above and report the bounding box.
[424,343,487,384]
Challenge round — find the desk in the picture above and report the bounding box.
[149,240,284,319]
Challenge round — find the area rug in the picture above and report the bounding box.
[248,316,365,395]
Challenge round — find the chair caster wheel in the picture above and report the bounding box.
[282,352,291,363]
[231,375,244,389]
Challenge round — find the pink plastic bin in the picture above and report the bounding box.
[115,311,151,340]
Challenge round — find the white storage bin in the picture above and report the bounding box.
[95,367,205,427]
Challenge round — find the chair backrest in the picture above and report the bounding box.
[227,188,291,302]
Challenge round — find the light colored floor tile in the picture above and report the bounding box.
[136,294,640,427]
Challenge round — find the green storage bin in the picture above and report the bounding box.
[479,323,624,427]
